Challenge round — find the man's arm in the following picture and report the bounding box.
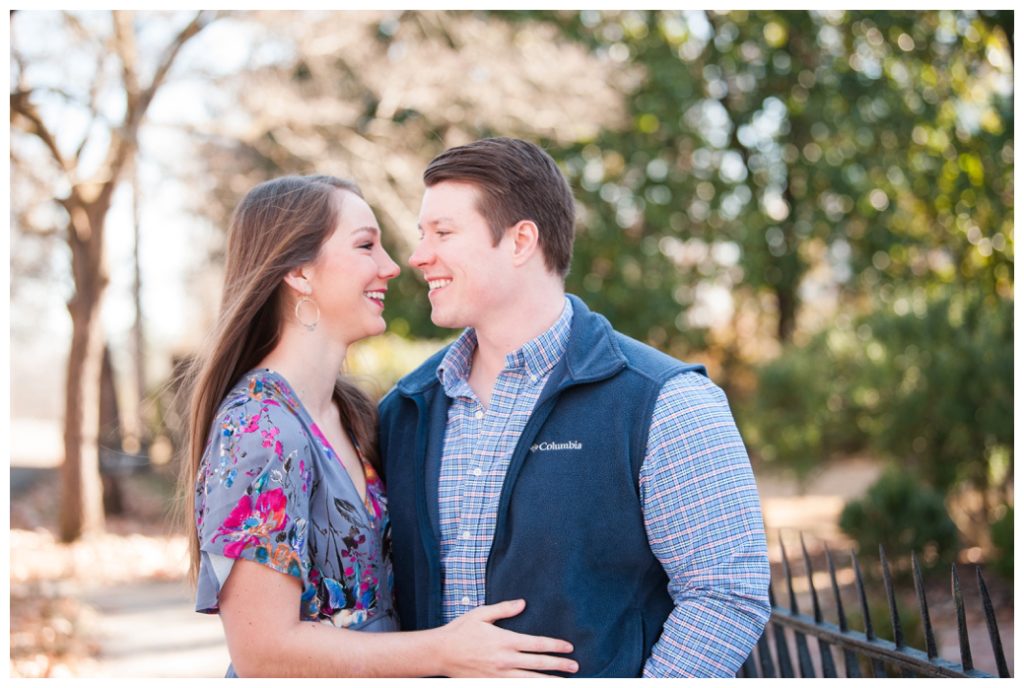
[639,371,771,677]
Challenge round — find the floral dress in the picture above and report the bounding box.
[194,369,398,675]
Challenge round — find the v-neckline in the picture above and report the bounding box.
[256,368,374,517]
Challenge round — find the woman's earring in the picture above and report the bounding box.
[295,295,320,331]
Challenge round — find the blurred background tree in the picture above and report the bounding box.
[10,10,216,541]
[9,10,1013,573]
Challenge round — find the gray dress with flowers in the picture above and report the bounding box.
[194,369,398,676]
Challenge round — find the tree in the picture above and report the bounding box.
[10,10,215,541]
[527,10,1011,354]
[183,10,635,340]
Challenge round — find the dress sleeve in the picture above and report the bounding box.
[194,394,315,614]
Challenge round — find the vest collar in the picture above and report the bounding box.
[395,293,625,396]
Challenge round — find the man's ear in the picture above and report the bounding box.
[282,266,313,296]
[508,220,540,267]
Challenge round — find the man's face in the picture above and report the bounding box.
[410,180,513,330]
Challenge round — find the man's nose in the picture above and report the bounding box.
[408,240,432,269]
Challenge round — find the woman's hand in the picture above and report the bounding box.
[435,599,578,677]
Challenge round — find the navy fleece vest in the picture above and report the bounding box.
[378,295,706,677]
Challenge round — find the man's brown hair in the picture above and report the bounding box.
[423,137,576,277]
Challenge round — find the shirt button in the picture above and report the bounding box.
[472,468,482,477]
[461,596,471,606]
[474,410,484,420]
[462,530,472,540]
[530,374,538,383]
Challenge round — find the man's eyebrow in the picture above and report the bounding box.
[417,217,457,230]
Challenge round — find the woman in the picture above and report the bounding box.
[183,175,577,677]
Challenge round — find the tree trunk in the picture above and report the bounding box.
[61,276,107,541]
[776,282,796,344]
[100,343,125,515]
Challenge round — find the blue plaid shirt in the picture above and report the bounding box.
[436,297,768,677]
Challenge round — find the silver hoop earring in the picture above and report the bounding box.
[295,296,320,331]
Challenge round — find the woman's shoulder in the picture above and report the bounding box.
[213,369,308,438]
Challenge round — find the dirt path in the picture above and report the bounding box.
[757,456,883,548]
[77,579,229,678]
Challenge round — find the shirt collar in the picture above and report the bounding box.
[436,296,574,397]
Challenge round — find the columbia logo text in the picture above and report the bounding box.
[530,440,583,452]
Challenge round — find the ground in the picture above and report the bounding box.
[10,465,229,678]
[8,456,1013,678]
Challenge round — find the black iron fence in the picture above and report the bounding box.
[739,534,1010,678]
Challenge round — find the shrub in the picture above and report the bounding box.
[739,327,870,483]
[743,288,1012,503]
[839,468,959,566]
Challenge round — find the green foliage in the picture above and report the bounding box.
[839,468,959,562]
[743,287,1012,496]
[739,326,869,480]
[989,506,1013,580]
[532,10,1012,347]
[860,289,1013,493]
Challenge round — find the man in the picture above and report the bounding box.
[378,137,770,677]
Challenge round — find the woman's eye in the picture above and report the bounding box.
[359,242,374,250]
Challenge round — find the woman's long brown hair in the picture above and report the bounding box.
[179,175,380,586]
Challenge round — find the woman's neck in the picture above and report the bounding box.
[258,323,348,419]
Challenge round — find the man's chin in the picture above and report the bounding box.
[429,310,462,330]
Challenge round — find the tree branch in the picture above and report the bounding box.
[112,11,139,115]
[99,10,216,207]
[10,89,72,174]
[135,11,215,126]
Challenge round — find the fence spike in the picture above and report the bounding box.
[779,534,799,614]
[825,544,860,677]
[801,534,836,676]
[800,533,823,623]
[878,546,905,676]
[851,550,874,640]
[952,564,973,672]
[911,551,937,659]
[780,534,815,676]
[879,545,904,649]
[975,567,1009,678]
[852,550,887,676]
[825,544,847,631]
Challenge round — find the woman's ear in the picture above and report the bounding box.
[508,220,540,267]
[282,266,312,297]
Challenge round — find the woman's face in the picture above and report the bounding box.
[303,190,400,345]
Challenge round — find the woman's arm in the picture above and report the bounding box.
[219,558,578,677]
